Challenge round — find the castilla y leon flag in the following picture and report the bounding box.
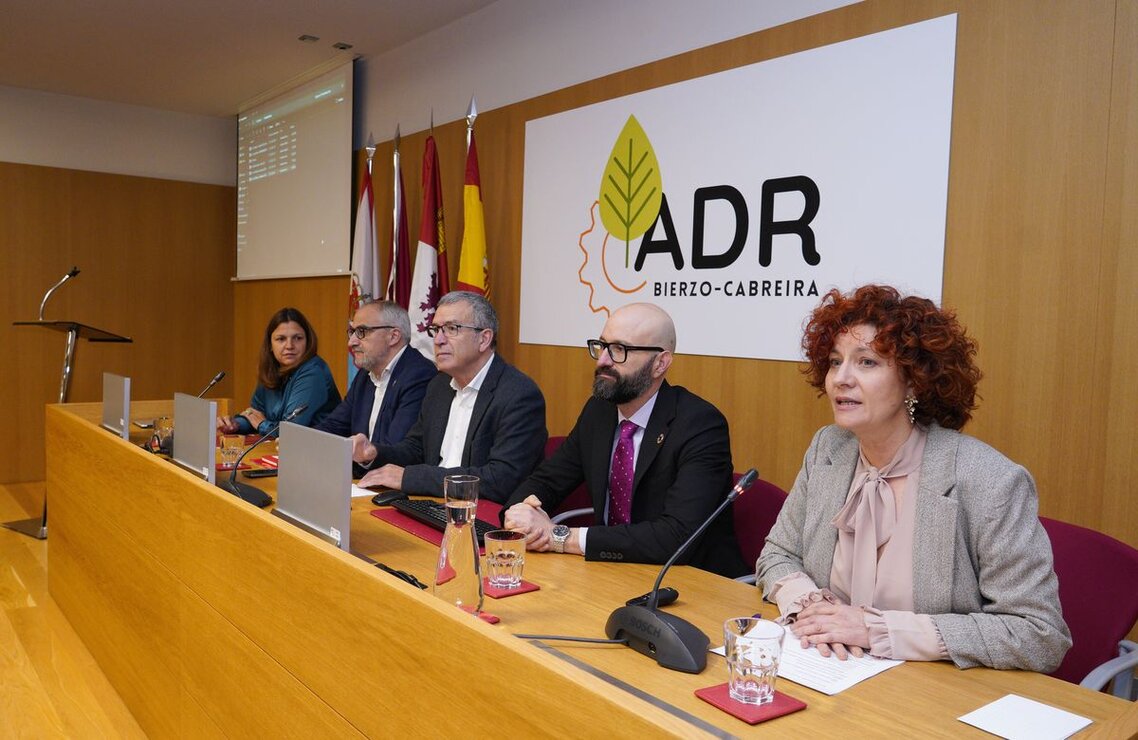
[408,136,450,359]
[348,157,380,381]
[386,143,411,309]
[457,132,489,296]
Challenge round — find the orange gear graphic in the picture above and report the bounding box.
[577,200,647,316]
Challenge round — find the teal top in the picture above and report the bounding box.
[234,355,340,436]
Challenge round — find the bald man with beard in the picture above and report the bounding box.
[503,303,746,578]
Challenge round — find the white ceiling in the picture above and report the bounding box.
[0,0,498,118]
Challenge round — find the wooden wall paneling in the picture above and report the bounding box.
[230,275,351,417]
[942,0,1118,532]
[2,162,235,484]
[1098,0,1138,547]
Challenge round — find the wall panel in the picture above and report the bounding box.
[2,162,234,484]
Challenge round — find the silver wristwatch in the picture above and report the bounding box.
[551,524,571,553]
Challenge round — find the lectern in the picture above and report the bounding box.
[6,267,131,539]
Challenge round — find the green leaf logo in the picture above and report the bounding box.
[599,115,663,268]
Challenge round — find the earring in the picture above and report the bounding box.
[904,395,918,425]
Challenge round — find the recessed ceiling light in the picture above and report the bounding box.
[298,34,319,43]
[332,42,353,50]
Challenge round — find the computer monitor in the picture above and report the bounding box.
[273,422,352,551]
[171,392,217,485]
[100,372,131,440]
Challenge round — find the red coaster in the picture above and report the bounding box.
[694,683,806,724]
[216,462,252,471]
[482,578,540,599]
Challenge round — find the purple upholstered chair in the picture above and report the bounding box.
[732,475,788,584]
[1042,516,1138,698]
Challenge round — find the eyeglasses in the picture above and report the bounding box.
[587,339,665,364]
[425,322,486,338]
[347,324,396,340]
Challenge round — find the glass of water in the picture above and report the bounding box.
[484,530,526,589]
[723,617,785,705]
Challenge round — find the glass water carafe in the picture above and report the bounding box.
[433,474,484,613]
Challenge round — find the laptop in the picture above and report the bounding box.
[171,392,217,485]
[272,421,353,551]
[100,372,131,440]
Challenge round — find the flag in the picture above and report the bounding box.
[408,136,450,360]
[457,132,489,296]
[348,160,379,383]
[386,151,411,309]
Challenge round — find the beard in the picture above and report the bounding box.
[592,360,654,405]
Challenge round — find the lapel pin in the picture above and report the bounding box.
[656,433,665,445]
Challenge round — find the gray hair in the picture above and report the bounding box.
[438,291,498,347]
[362,299,411,345]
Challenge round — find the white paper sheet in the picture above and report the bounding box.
[351,483,376,498]
[958,694,1092,740]
[712,637,903,695]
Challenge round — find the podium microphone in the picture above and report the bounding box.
[220,404,307,508]
[604,468,759,673]
[38,266,80,320]
[196,370,226,398]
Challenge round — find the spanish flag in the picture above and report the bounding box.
[457,133,488,295]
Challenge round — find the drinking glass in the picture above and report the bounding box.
[219,435,244,469]
[723,617,785,704]
[484,530,526,589]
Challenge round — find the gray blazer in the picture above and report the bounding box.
[756,423,1071,672]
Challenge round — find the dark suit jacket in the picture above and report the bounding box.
[374,354,547,503]
[505,381,746,578]
[315,346,436,475]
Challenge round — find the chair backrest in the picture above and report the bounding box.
[544,435,593,524]
[1041,516,1138,685]
[731,474,788,571]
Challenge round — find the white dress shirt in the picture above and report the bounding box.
[438,352,495,468]
[367,345,407,439]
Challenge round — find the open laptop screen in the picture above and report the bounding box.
[273,422,352,551]
[171,392,217,485]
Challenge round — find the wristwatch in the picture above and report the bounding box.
[550,524,571,553]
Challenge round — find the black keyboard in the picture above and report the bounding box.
[390,498,495,546]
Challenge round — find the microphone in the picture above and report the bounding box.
[604,467,759,674]
[196,370,226,398]
[38,266,81,320]
[219,404,307,508]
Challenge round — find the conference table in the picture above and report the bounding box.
[45,401,1136,738]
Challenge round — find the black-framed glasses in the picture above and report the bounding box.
[425,322,486,338]
[587,339,665,364]
[347,324,396,340]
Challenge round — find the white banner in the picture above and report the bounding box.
[520,15,957,361]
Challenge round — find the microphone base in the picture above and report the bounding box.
[605,605,709,674]
[221,480,273,508]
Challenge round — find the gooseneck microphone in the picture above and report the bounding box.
[196,370,226,398]
[38,266,80,320]
[604,468,760,673]
[220,404,307,508]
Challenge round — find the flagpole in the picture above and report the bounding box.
[466,96,478,152]
[388,125,401,299]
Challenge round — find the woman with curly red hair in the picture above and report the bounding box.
[756,285,1070,672]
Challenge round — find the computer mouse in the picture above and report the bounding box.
[370,490,408,507]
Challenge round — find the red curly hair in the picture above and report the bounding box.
[801,285,981,430]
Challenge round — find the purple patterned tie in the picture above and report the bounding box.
[607,420,637,526]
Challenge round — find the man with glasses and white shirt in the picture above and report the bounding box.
[502,303,746,577]
[357,291,547,503]
[316,300,436,474]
